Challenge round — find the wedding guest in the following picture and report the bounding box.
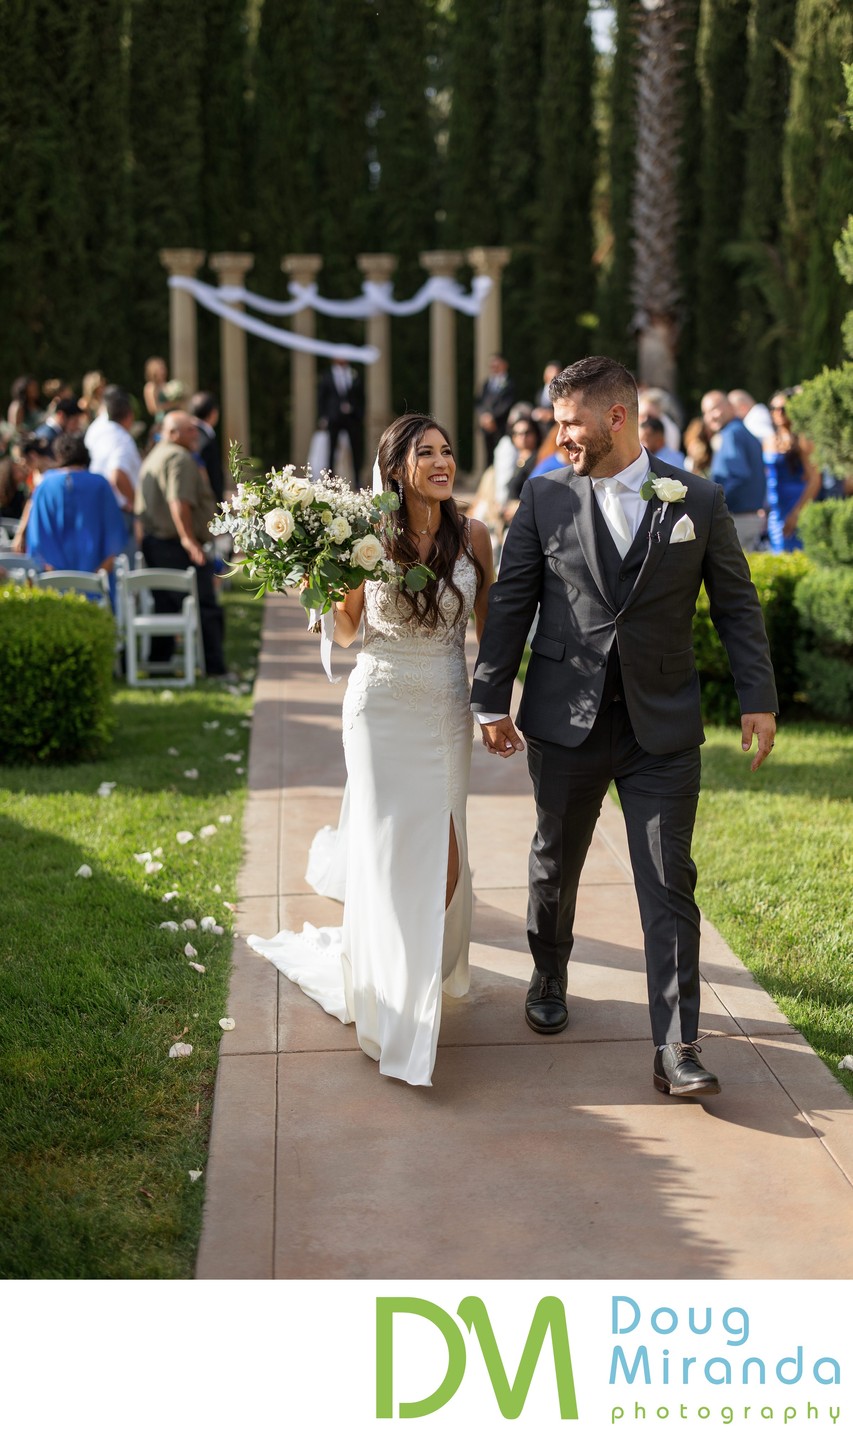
[531,361,562,426]
[640,414,685,468]
[189,392,226,503]
[763,391,821,552]
[24,433,127,585]
[81,371,108,426]
[317,360,365,486]
[143,357,169,420]
[700,390,766,550]
[728,388,774,445]
[85,387,141,553]
[683,417,713,476]
[503,417,543,523]
[475,354,517,466]
[7,376,43,432]
[33,396,85,458]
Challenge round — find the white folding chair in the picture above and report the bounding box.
[35,569,111,607]
[0,554,40,584]
[120,567,204,688]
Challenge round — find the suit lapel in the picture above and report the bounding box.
[621,460,677,611]
[569,474,616,612]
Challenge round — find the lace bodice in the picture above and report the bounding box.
[362,554,477,656]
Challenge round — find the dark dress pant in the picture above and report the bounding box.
[525,699,702,1045]
[141,535,226,674]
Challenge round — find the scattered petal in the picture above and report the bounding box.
[223,901,238,911]
[212,924,224,936]
[239,720,251,728]
[76,864,92,879]
[839,1055,853,1073]
[159,921,179,931]
[168,1042,193,1058]
[160,691,175,703]
[188,961,206,974]
[97,783,115,797]
[200,916,218,932]
[225,728,237,736]
[202,721,220,730]
[176,831,194,845]
[212,884,222,894]
[184,943,198,958]
[188,1170,203,1182]
[235,767,245,775]
[152,846,163,858]
[162,890,179,902]
[183,768,199,780]
[134,851,152,864]
[167,747,180,756]
[222,752,243,762]
[182,919,197,931]
[199,824,217,839]
[218,815,233,825]
[218,1017,236,1031]
[144,860,163,874]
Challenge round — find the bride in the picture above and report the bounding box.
[248,414,494,1086]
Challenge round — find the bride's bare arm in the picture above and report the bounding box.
[469,518,496,642]
[333,582,365,647]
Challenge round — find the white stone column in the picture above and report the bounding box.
[467,246,512,473]
[281,253,323,466]
[159,248,206,397]
[209,252,254,459]
[356,253,398,464]
[419,250,464,447]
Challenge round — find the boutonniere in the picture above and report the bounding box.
[640,473,689,503]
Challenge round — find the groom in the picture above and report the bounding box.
[470,356,778,1098]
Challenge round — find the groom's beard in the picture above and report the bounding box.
[567,420,614,476]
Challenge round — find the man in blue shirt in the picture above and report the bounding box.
[701,390,767,551]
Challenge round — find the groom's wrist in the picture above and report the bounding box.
[474,712,509,725]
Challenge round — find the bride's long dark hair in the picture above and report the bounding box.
[377,413,483,630]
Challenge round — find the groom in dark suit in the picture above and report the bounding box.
[470,356,778,1097]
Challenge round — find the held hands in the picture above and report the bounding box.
[480,717,525,758]
[741,712,776,772]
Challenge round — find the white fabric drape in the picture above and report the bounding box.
[171,273,492,322]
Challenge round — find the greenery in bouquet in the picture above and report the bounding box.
[210,445,433,614]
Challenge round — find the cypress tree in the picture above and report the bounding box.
[371,0,438,417]
[128,0,205,389]
[781,0,853,384]
[494,0,545,404]
[672,0,703,407]
[729,0,795,401]
[200,2,251,256]
[535,0,597,367]
[693,0,751,392]
[443,0,501,248]
[598,0,639,367]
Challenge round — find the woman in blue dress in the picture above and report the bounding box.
[763,391,821,552]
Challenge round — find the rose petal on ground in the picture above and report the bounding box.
[159,921,179,931]
[188,962,206,974]
[212,884,222,893]
[183,769,199,780]
[218,1018,236,1031]
[162,890,179,901]
[153,846,163,857]
[199,824,217,839]
[212,924,224,936]
[235,767,244,775]
[176,831,194,844]
[167,747,180,756]
[76,864,92,878]
[203,721,220,730]
[225,728,237,736]
[223,901,237,911]
[217,815,233,825]
[839,1055,853,1073]
[134,851,152,864]
[182,919,197,931]
[168,1042,193,1058]
[184,943,198,958]
[200,916,217,931]
[97,785,114,797]
[222,752,243,762]
[160,691,175,703]
[239,720,251,728]
[144,860,163,874]
[188,1170,203,1182]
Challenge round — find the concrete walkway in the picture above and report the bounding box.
[196,593,853,1280]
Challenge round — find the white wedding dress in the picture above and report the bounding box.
[247,556,477,1086]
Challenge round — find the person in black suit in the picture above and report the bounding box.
[189,392,225,504]
[317,360,365,485]
[471,355,778,1099]
[474,354,517,466]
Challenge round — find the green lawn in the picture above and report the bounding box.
[0,583,263,1278]
[693,720,853,1096]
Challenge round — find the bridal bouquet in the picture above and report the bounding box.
[210,445,431,615]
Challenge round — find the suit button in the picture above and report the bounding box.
[615,615,624,626]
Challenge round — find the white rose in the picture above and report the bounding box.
[282,475,315,506]
[351,534,384,571]
[264,508,295,542]
[653,475,688,503]
[328,516,352,543]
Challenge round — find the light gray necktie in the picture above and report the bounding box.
[597,477,632,558]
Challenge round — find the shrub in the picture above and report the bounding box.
[799,497,853,567]
[0,586,116,763]
[794,565,853,722]
[693,551,810,724]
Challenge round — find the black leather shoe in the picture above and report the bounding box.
[654,1042,720,1097]
[525,973,568,1034]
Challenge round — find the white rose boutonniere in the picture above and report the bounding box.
[264,507,295,542]
[350,534,384,571]
[641,472,688,503]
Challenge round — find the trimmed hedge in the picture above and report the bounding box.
[693,551,810,724]
[798,498,853,568]
[0,585,116,763]
[794,564,853,722]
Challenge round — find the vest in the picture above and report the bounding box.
[592,496,655,707]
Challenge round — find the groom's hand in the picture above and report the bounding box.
[741,712,776,772]
[480,717,525,757]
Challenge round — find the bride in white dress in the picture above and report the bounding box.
[248,415,494,1086]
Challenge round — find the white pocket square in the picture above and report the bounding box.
[670,514,696,543]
